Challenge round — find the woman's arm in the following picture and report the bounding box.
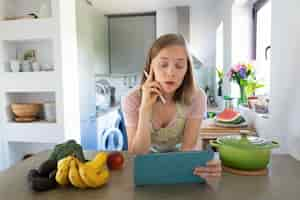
[126,108,152,154]
[181,118,202,151]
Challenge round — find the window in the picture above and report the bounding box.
[253,0,271,96]
[216,22,224,96]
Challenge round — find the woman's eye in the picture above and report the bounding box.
[160,63,168,68]
[176,64,184,69]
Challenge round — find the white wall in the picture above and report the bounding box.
[76,0,108,150]
[190,1,218,68]
[231,2,253,64]
[156,7,178,37]
[190,1,218,92]
[216,0,234,96]
[58,0,81,143]
[265,0,300,158]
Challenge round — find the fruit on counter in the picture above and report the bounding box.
[85,152,108,171]
[48,140,86,162]
[216,109,245,124]
[49,169,57,182]
[37,159,57,177]
[55,152,110,189]
[68,159,88,189]
[78,163,110,188]
[107,152,124,170]
[55,156,73,185]
[27,169,57,192]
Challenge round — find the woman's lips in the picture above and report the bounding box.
[163,81,176,88]
[165,81,175,85]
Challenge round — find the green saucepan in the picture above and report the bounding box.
[210,134,279,170]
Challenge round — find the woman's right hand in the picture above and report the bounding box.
[140,68,163,111]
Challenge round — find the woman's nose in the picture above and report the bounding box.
[166,66,176,77]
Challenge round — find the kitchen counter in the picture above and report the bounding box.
[0,151,300,200]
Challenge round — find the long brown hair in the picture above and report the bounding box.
[141,33,197,105]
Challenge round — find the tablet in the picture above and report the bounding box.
[133,147,214,186]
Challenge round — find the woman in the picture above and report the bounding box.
[122,34,221,182]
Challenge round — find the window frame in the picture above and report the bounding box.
[252,0,270,59]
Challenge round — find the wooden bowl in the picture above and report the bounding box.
[11,103,42,118]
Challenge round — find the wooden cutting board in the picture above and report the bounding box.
[223,165,268,176]
[200,119,256,133]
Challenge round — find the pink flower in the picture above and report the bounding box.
[227,69,233,78]
[232,64,242,72]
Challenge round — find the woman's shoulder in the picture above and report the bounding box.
[121,86,141,110]
[191,88,207,103]
[183,88,207,118]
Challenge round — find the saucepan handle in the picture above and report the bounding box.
[209,140,220,148]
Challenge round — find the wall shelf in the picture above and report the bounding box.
[4,91,56,123]
[0,18,55,41]
[0,72,58,91]
[1,0,52,20]
[0,39,55,72]
[4,122,62,143]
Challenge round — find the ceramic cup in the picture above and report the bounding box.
[43,103,56,122]
[21,60,32,72]
[10,60,20,72]
[32,62,40,72]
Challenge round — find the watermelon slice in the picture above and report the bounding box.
[216,116,245,124]
[216,109,241,122]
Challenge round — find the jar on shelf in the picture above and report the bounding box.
[223,96,234,110]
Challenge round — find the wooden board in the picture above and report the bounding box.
[200,119,255,133]
[223,165,268,176]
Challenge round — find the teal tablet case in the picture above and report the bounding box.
[134,148,214,186]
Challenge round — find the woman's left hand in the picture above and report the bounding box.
[193,159,222,183]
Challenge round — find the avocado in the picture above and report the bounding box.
[27,169,57,192]
[27,169,40,182]
[38,160,57,177]
[29,176,57,192]
[48,169,57,182]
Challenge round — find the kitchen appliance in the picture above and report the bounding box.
[210,131,279,171]
[96,79,111,110]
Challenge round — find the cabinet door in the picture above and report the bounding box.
[109,15,156,74]
[0,134,8,171]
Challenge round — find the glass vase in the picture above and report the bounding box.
[238,85,248,105]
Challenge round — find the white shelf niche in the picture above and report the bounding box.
[0,0,52,20]
[5,91,57,123]
[0,39,54,72]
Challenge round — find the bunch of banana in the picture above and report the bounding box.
[55,152,110,189]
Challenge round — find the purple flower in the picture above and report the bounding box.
[239,67,247,79]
